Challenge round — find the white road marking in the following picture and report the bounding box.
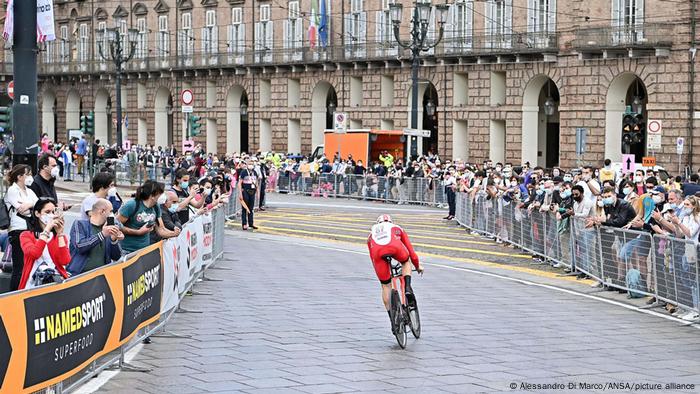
[268,201,442,213]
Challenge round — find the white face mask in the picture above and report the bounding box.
[107,187,117,197]
[203,188,212,196]
[596,200,605,208]
[24,176,34,187]
[157,194,167,205]
[50,167,60,178]
[40,214,54,225]
[652,195,663,204]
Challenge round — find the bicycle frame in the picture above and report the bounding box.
[389,259,407,306]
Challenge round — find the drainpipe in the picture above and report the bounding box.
[689,0,697,171]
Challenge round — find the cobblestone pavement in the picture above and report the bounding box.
[94,196,700,394]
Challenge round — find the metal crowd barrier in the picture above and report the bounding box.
[32,202,230,394]
[274,172,448,206]
[454,192,700,320]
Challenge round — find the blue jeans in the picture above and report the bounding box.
[64,162,72,180]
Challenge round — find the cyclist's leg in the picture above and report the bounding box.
[371,254,392,310]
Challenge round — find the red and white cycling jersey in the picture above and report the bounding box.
[367,222,420,283]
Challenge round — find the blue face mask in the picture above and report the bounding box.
[536,189,544,196]
[669,203,678,210]
[603,197,614,206]
[180,181,189,189]
[561,190,572,199]
[169,205,179,214]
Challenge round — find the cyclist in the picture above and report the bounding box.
[367,214,423,327]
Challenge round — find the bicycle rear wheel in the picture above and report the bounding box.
[390,290,407,349]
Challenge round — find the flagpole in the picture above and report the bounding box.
[12,0,38,171]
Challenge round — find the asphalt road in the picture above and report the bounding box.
[80,195,700,394]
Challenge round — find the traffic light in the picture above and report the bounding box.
[0,106,11,134]
[621,107,644,146]
[188,114,203,137]
[81,111,95,135]
[80,114,87,133]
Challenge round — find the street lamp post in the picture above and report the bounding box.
[97,26,138,149]
[390,1,449,159]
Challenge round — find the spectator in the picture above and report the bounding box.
[81,172,116,220]
[238,159,258,230]
[19,198,70,289]
[76,134,87,175]
[577,166,601,205]
[4,164,39,291]
[152,191,183,243]
[68,199,123,275]
[171,169,204,224]
[29,154,61,205]
[117,180,175,254]
[682,174,700,197]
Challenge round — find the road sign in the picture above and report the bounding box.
[677,137,685,155]
[642,156,656,167]
[647,119,662,134]
[622,154,636,173]
[182,139,195,153]
[575,128,588,156]
[333,112,347,133]
[7,81,13,100]
[647,134,661,151]
[122,140,131,151]
[403,128,431,138]
[181,89,194,105]
[181,105,193,113]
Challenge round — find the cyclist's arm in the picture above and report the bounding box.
[399,229,420,269]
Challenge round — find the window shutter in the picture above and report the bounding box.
[283,19,290,49]
[239,25,245,53]
[212,26,218,54]
[485,0,493,46]
[294,18,303,48]
[612,0,622,28]
[255,22,261,51]
[527,0,536,33]
[504,0,513,47]
[202,27,208,52]
[635,0,644,39]
[227,25,234,53]
[426,6,436,54]
[345,13,353,57]
[266,22,274,50]
[466,1,473,47]
[548,0,556,33]
[358,11,367,57]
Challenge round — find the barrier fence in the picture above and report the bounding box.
[274,173,448,206]
[455,192,700,319]
[0,201,229,394]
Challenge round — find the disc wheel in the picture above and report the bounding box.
[390,290,407,349]
[407,298,421,339]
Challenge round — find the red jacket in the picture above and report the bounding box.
[19,231,71,289]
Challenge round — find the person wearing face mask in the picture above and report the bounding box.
[442,170,457,220]
[171,169,204,224]
[29,154,69,211]
[18,198,70,290]
[68,199,124,275]
[153,191,183,243]
[619,180,638,203]
[117,180,176,254]
[238,160,259,230]
[199,179,223,208]
[81,172,116,220]
[4,165,39,291]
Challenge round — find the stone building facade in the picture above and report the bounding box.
[0,0,696,170]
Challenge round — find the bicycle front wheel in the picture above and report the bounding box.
[408,302,421,339]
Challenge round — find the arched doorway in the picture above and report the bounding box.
[66,89,81,131]
[522,75,560,168]
[94,88,111,145]
[41,90,57,141]
[225,85,248,154]
[422,83,439,157]
[606,73,647,162]
[311,81,337,150]
[154,87,172,148]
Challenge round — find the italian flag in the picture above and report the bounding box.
[308,0,319,49]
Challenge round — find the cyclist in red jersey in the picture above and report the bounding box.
[367,214,423,323]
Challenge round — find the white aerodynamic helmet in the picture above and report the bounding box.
[376,214,393,224]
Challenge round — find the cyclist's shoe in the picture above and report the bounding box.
[404,285,417,309]
[388,311,399,334]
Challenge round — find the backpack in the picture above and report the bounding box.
[625,269,645,298]
[0,200,10,230]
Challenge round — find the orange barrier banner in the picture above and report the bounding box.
[0,242,163,394]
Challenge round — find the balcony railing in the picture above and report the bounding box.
[24,31,561,76]
[572,23,673,50]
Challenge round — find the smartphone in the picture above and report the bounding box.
[147,222,155,228]
[107,216,115,226]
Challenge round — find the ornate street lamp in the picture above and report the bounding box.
[97,25,138,148]
[425,99,436,117]
[390,0,449,158]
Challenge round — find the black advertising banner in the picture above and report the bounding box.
[120,248,163,341]
[23,275,115,388]
[0,316,11,388]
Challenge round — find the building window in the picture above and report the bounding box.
[447,0,473,51]
[527,0,555,47]
[284,1,303,60]
[180,12,194,57]
[78,24,89,62]
[485,0,512,48]
[228,7,245,62]
[45,39,56,63]
[376,0,397,56]
[60,25,69,63]
[255,4,273,62]
[345,0,366,58]
[612,0,644,42]
[202,10,218,54]
[136,17,147,59]
[96,21,107,60]
[158,16,169,58]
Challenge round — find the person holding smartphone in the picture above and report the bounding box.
[117,180,177,254]
[68,199,124,275]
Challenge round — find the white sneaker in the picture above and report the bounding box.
[552,262,562,268]
[681,312,700,321]
[590,282,603,288]
[673,308,687,317]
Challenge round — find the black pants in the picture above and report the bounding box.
[242,188,255,227]
[446,188,456,216]
[9,230,25,291]
[259,181,266,208]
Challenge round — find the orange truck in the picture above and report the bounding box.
[312,129,406,164]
